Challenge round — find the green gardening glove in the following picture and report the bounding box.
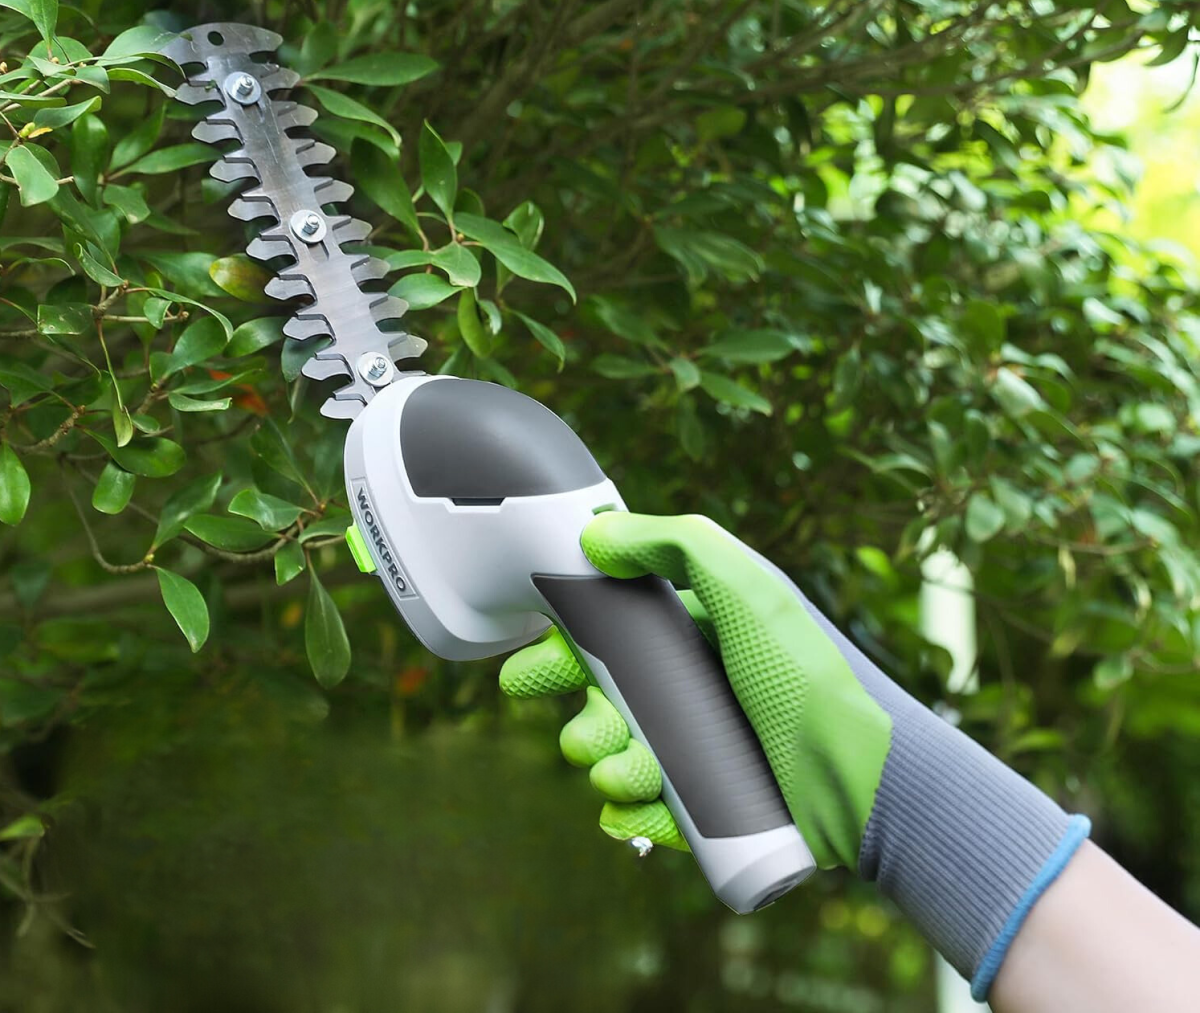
[501,511,890,868]
[499,511,1089,1003]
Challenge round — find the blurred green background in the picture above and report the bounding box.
[3,2,1200,1010]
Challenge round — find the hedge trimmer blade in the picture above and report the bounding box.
[163,23,426,420]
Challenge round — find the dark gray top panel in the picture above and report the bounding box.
[400,379,606,499]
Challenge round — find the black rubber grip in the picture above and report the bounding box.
[533,574,793,839]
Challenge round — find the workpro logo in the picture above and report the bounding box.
[355,486,415,597]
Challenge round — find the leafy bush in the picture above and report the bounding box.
[2,0,1200,1006]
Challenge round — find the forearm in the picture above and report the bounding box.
[991,841,1200,1013]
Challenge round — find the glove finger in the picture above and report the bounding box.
[599,800,689,852]
[499,627,587,699]
[560,686,629,767]
[589,739,662,802]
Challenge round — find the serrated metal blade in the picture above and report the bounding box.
[164,23,425,419]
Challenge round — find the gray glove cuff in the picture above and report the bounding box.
[800,592,1088,997]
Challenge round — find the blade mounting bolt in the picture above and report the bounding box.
[223,71,261,105]
[289,209,327,244]
[357,352,395,388]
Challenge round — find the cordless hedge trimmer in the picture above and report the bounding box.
[165,22,815,913]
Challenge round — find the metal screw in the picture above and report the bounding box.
[223,71,261,105]
[357,351,395,388]
[289,209,327,244]
[629,836,654,859]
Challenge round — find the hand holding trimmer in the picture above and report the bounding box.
[165,23,816,914]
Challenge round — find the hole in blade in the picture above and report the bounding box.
[207,30,224,45]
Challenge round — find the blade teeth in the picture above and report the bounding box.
[246,236,294,262]
[332,217,372,243]
[275,103,318,129]
[351,257,391,284]
[228,198,277,222]
[301,355,351,381]
[320,396,367,421]
[283,315,331,341]
[370,295,409,324]
[312,178,354,204]
[389,333,428,359]
[262,67,301,91]
[264,276,315,302]
[176,82,220,105]
[192,121,239,144]
[210,157,260,182]
[295,140,336,168]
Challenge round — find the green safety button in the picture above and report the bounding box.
[345,524,376,574]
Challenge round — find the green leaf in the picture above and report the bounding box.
[275,541,305,585]
[352,139,420,236]
[37,301,90,334]
[431,243,481,287]
[306,83,400,146]
[91,461,134,514]
[28,0,55,42]
[513,310,565,366]
[161,315,228,378]
[74,241,123,286]
[695,105,746,141]
[456,288,491,357]
[0,814,44,841]
[228,488,304,531]
[227,317,284,357]
[156,568,209,653]
[654,227,762,285]
[504,200,544,249]
[309,52,438,86]
[109,104,162,170]
[6,144,58,205]
[455,213,575,301]
[140,297,170,329]
[121,143,215,176]
[586,295,660,346]
[70,113,108,204]
[592,354,658,379]
[102,183,151,223]
[699,371,772,414]
[100,24,175,61]
[167,393,231,412]
[965,492,1006,543]
[31,96,100,130]
[0,360,50,406]
[306,567,351,688]
[1094,654,1133,690]
[0,443,31,525]
[419,120,457,220]
[209,255,270,302]
[183,514,274,552]
[992,367,1046,417]
[110,437,185,478]
[670,357,701,391]
[389,272,462,310]
[154,472,220,547]
[701,329,799,363]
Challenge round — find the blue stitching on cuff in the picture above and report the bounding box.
[969,814,1092,1002]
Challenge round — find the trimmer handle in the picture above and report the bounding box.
[343,375,816,912]
[535,572,816,912]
